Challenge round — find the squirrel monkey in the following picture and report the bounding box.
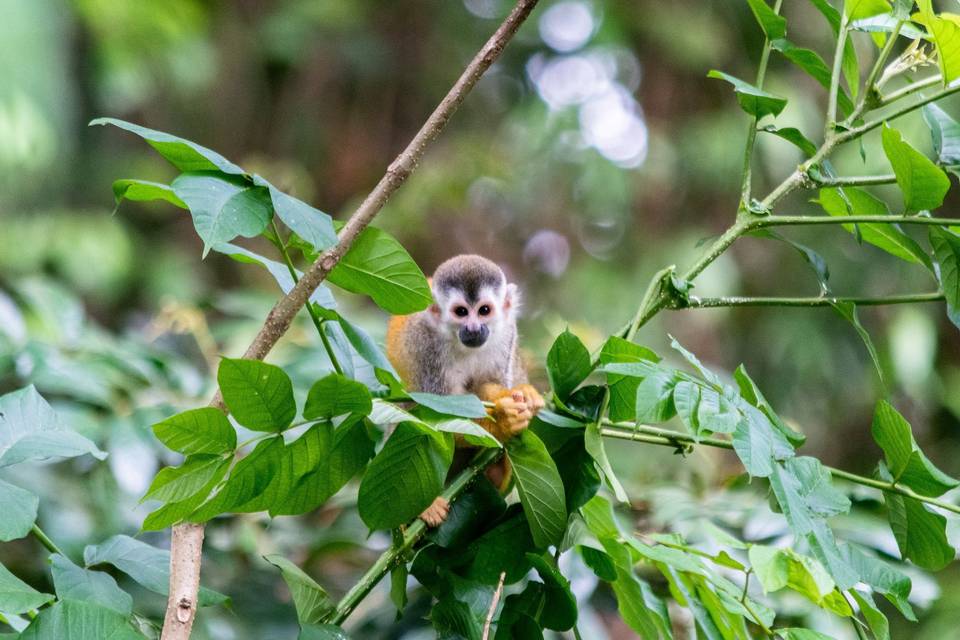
[386,254,544,526]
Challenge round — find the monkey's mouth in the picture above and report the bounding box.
[458,326,489,348]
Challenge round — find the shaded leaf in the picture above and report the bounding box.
[151,407,236,456]
[409,392,487,419]
[881,124,950,212]
[507,430,567,548]
[759,125,818,157]
[304,374,372,422]
[746,0,786,39]
[18,599,142,640]
[49,555,132,616]
[253,176,337,253]
[0,479,38,542]
[214,243,337,308]
[598,336,660,422]
[546,329,593,401]
[831,301,886,387]
[0,562,54,614]
[930,226,960,328]
[872,399,959,496]
[707,70,787,119]
[264,555,334,625]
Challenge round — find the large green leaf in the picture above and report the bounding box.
[112,179,186,209]
[598,336,660,422]
[327,226,431,314]
[872,400,959,496]
[748,545,851,616]
[831,301,886,386]
[769,458,850,536]
[771,39,854,116]
[851,589,890,640]
[408,392,488,419]
[253,176,337,253]
[734,365,806,445]
[273,420,373,516]
[707,70,787,119]
[546,329,593,401]
[732,403,794,478]
[151,407,236,456]
[304,374,372,422]
[843,544,915,619]
[143,455,231,504]
[18,599,142,640]
[507,430,567,548]
[0,385,105,468]
[886,491,955,570]
[818,187,932,268]
[845,0,891,20]
[584,421,628,503]
[0,479,38,541]
[357,422,450,530]
[141,457,230,531]
[190,437,282,519]
[264,555,334,625]
[746,0,786,39]
[634,370,677,424]
[172,172,272,256]
[49,555,132,616]
[930,226,960,328]
[217,358,296,432]
[90,117,246,174]
[881,124,950,212]
[0,562,54,614]
[84,535,228,606]
[526,554,578,631]
[917,1,960,84]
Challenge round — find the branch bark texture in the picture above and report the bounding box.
[160,2,540,637]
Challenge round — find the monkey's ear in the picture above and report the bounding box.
[428,303,441,320]
[504,283,519,310]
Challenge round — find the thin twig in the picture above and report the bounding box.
[879,75,940,106]
[809,173,897,187]
[676,292,944,309]
[160,2,541,637]
[482,571,507,640]
[826,13,849,135]
[31,524,65,557]
[757,214,959,227]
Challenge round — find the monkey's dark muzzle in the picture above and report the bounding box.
[459,325,489,348]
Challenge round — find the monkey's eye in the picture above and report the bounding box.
[478,305,491,316]
[454,306,469,317]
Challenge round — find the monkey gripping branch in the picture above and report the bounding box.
[4,0,959,638]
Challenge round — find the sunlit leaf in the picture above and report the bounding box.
[707,70,787,119]
[844,0,891,20]
[916,1,960,84]
[111,179,186,209]
[930,226,960,328]
[151,407,237,456]
[304,373,372,422]
[253,175,337,253]
[408,392,487,419]
[172,172,273,256]
[264,555,334,625]
[881,123,950,212]
[872,400,959,496]
[218,358,296,432]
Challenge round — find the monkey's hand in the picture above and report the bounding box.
[490,390,534,441]
[420,497,450,527]
[513,384,545,414]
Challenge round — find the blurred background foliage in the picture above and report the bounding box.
[1,0,959,637]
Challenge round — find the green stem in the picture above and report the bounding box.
[826,13,850,136]
[599,424,960,515]
[31,524,65,557]
[329,447,501,625]
[843,592,870,640]
[757,214,959,227]
[811,173,897,187]
[854,19,904,118]
[270,220,344,376]
[879,75,940,106]
[740,0,783,208]
[677,292,944,309]
[841,80,960,143]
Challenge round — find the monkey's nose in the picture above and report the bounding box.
[458,325,488,348]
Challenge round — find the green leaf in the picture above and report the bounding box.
[253,176,337,253]
[769,458,850,536]
[214,243,337,308]
[580,546,617,581]
[432,597,483,639]
[759,125,818,157]
[151,407,237,456]
[111,179,187,209]
[843,544,915,619]
[49,555,132,616]
[881,124,951,212]
[0,479,38,541]
[924,103,960,175]
[298,624,351,640]
[916,1,960,84]
[358,422,450,530]
[434,419,501,448]
[465,509,537,584]
[141,456,230,531]
[18,599,143,640]
[546,329,593,401]
[707,70,787,119]
[831,301,886,387]
[428,479,506,549]
[171,172,272,256]
[746,0,786,39]
[327,226,431,314]
[90,117,246,174]
[735,365,806,445]
[635,370,677,424]
[0,385,106,468]
[748,545,850,615]
[598,336,660,422]
[584,421,628,503]
[264,555,334,625]
[409,392,488,419]
[771,39,854,116]
[190,437,282,519]
[872,399,959,496]
[732,403,794,478]
[143,455,230,504]
[526,554,578,630]
[507,430,567,548]
[930,226,960,328]
[886,490,955,570]
[753,229,830,294]
[611,568,671,639]
[845,0,891,20]
[0,561,54,614]
[217,358,296,432]
[776,629,835,640]
[817,187,932,269]
[273,420,373,516]
[84,535,228,607]
[304,374,372,422]
[851,589,890,640]
[335,312,397,375]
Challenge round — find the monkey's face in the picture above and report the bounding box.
[431,283,516,350]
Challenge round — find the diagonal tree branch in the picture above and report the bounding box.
[161,2,541,637]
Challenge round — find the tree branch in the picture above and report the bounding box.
[809,173,897,187]
[600,424,960,515]
[756,214,959,227]
[676,292,944,308]
[160,2,540,637]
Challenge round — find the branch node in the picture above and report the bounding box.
[176,598,194,623]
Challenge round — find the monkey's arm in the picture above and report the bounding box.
[476,383,544,442]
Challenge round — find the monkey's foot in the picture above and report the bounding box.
[494,391,534,440]
[419,497,450,527]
